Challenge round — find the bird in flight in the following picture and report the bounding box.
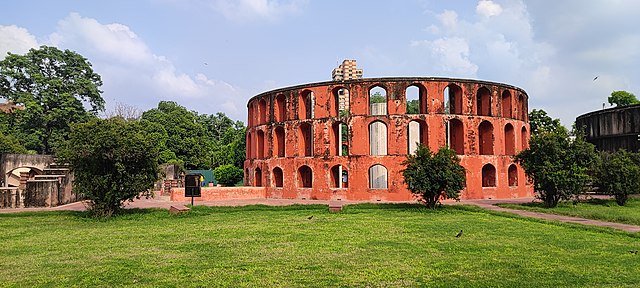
[455,230,463,238]
[593,76,598,81]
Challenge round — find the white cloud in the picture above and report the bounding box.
[412,37,478,76]
[4,13,247,119]
[0,25,39,59]
[476,0,503,18]
[209,0,307,22]
[437,10,458,30]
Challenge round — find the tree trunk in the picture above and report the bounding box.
[615,194,628,206]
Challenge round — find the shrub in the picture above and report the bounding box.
[401,145,466,209]
[214,164,244,186]
[595,150,640,206]
[58,118,160,217]
[515,130,597,208]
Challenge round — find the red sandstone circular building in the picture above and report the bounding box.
[245,77,533,201]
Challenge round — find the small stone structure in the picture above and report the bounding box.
[575,104,640,152]
[0,154,75,208]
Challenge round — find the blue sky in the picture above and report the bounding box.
[1,0,639,125]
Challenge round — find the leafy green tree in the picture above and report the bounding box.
[515,130,597,208]
[58,118,160,217]
[0,131,28,154]
[595,150,640,206]
[406,99,419,114]
[141,101,210,169]
[608,90,639,107]
[199,112,246,169]
[0,46,104,154]
[528,109,565,137]
[401,145,466,209]
[213,164,244,186]
[370,91,386,103]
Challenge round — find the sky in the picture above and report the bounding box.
[1,0,639,125]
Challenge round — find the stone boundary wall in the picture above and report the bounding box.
[170,187,267,202]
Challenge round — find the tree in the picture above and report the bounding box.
[141,101,210,169]
[515,130,597,208]
[58,118,161,217]
[370,91,386,103]
[0,46,104,154]
[213,164,244,186]
[608,90,639,107]
[0,131,28,154]
[595,150,640,206]
[528,109,565,137]
[401,146,466,209]
[406,99,419,114]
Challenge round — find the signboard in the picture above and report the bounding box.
[184,174,202,198]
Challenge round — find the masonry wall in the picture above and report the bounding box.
[244,77,533,201]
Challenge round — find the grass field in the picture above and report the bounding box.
[498,198,640,226]
[1,204,639,287]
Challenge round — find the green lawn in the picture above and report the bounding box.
[498,198,640,226]
[1,204,639,287]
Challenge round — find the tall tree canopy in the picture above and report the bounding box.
[528,109,565,137]
[608,90,639,107]
[141,101,210,169]
[140,102,246,170]
[0,46,104,154]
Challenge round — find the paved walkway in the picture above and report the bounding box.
[2,196,639,233]
[458,198,640,233]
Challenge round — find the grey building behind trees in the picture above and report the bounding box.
[576,104,640,152]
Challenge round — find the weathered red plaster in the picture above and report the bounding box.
[244,77,533,201]
[170,187,267,202]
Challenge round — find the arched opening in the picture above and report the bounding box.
[298,165,312,188]
[333,87,350,117]
[369,86,387,115]
[299,90,314,119]
[408,120,428,155]
[273,167,283,188]
[504,123,515,155]
[447,118,464,154]
[508,164,518,187]
[444,84,463,114]
[4,167,42,187]
[369,164,388,189]
[256,130,265,159]
[481,164,496,187]
[478,121,494,155]
[518,94,526,120]
[275,94,286,122]
[255,168,262,187]
[476,87,491,116]
[299,123,313,157]
[406,85,426,114]
[501,90,512,118]
[258,98,267,124]
[246,132,252,159]
[275,126,285,158]
[369,121,387,156]
[332,122,349,156]
[330,165,348,188]
[521,126,528,150]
